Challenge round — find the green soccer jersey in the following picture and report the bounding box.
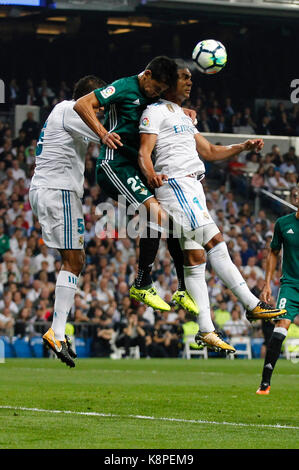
[94,75,153,162]
[270,212,299,285]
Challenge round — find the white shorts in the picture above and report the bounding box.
[29,188,85,250]
[155,176,220,250]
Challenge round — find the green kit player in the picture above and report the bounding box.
[257,187,299,395]
[74,56,197,314]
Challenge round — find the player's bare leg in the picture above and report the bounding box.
[43,249,84,367]
[184,249,235,353]
[204,233,286,321]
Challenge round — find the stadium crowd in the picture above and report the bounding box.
[1,81,299,359]
[5,77,299,137]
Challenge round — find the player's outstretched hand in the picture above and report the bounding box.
[243,138,264,152]
[101,132,123,149]
[147,172,168,189]
[260,285,272,304]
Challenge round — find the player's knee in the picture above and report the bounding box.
[78,250,86,273]
[61,250,85,276]
[184,249,206,266]
[74,250,85,275]
[204,232,224,251]
[272,326,288,341]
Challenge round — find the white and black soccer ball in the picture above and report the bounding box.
[192,39,227,74]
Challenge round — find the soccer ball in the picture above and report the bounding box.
[192,39,227,74]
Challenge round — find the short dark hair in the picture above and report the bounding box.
[174,58,189,70]
[145,56,178,88]
[73,75,107,100]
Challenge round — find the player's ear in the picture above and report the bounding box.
[144,70,152,79]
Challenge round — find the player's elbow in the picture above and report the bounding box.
[199,145,214,161]
[73,98,85,117]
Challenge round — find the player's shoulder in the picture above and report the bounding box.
[274,212,297,233]
[276,212,296,226]
[55,99,74,110]
[51,100,74,117]
[111,74,138,91]
[144,99,171,115]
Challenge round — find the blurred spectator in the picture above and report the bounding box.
[267,169,289,191]
[213,301,231,329]
[0,221,9,259]
[33,245,55,273]
[223,307,249,338]
[0,306,15,336]
[21,112,39,143]
[251,165,265,189]
[257,116,272,135]
[280,157,297,176]
[9,79,20,105]
[115,311,147,358]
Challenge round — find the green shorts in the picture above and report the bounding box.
[96,157,154,209]
[276,283,299,322]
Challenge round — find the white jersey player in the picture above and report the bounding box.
[138,62,286,352]
[29,75,106,367]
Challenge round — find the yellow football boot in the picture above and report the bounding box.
[195,331,236,353]
[129,285,170,311]
[246,301,286,322]
[172,290,199,315]
[43,328,75,368]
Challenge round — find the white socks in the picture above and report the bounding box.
[51,270,78,341]
[207,242,258,311]
[184,263,215,333]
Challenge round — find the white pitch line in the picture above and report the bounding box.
[1,406,299,431]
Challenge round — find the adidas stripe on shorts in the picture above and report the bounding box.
[29,188,85,250]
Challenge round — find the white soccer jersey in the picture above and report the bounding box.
[139,99,205,178]
[30,100,100,198]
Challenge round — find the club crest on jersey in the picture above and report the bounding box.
[139,187,149,195]
[167,104,175,113]
[100,86,115,99]
[142,117,150,127]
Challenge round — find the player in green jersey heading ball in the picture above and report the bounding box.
[74,56,197,314]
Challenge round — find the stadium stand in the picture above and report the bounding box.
[0,78,298,360]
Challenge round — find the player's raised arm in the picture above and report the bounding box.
[194,132,264,161]
[73,91,122,150]
[138,133,167,188]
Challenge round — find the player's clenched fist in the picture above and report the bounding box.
[147,172,168,189]
[243,138,264,152]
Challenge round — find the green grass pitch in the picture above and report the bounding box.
[0,358,298,449]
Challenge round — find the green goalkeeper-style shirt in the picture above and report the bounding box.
[270,212,299,286]
[94,75,154,163]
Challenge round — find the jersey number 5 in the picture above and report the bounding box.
[36,120,48,156]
